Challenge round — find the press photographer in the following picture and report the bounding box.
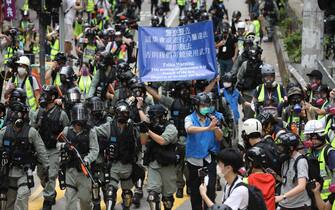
[184,92,223,210]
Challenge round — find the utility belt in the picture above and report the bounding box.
[143,143,180,166]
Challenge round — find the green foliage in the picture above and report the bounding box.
[283,31,302,63]
[279,17,293,36]
[277,3,302,63]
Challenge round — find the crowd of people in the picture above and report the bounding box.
[1,0,335,210]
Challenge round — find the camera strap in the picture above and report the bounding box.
[64,6,73,16]
[223,175,239,202]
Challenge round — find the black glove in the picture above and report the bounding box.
[139,121,149,133]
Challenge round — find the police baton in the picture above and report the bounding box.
[57,132,96,185]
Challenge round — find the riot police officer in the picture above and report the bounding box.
[58,103,99,210]
[87,96,110,127]
[4,88,27,126]
[146,81,193,198]
[140,104,179,210]
[31,85,70,210]
[236,45,263,120]
[95,100,137,210]
[0,101,49,210]
[58,66,78,97]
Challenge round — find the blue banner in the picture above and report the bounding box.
[138,21,218,82]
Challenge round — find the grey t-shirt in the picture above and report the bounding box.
[279,152,311,208]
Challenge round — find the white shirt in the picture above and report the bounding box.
[222,177,249,210]
[64,0,77,25]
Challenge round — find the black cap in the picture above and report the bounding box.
[307,70,322,80]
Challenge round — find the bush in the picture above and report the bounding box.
[283,31,302,63]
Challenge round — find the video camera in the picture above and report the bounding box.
[6,54,20,70]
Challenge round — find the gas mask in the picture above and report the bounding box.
[117,111,129,124]
[17,67,27,77]
[39,92,54,108]
[304,133,325,149]
[180,88,190,100]
[149,116,166,134]
[132,88,144,97]
[11,111,25,128]
[263,76,276,88]
[314,97,325,107]
[293,103,302,114]
[310,82,319,91]
[277,144,291,163]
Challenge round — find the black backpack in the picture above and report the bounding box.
[233,182,268,210]
[257,138,281,174]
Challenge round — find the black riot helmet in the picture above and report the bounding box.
[245,146,267,172]
[39,85,59,108]
[9,88,27,104]
[115,100,130,124]
[276,132,300,162]
[257,112,276,125]
[248,45,262,61]
[70,103,88,125]
[65,87,81,104]
[200,12,210,21]
[151,16,160,27]
[87,96,104,112]
[232,10,242,20]
[60,66,77,83]
[130,79,146,97]
[194,79,209,93]
[193,92,211,106]
[9,101,29,129]
[175,81,191,99]
[192,92,211,116]
[54,52,67,64]
[179,16,188,26]
[148,104,168,134]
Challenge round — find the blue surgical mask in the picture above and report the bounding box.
[199,107,211,115]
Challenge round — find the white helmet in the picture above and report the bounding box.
[242,118,262,135]
[304,120,325,135]
[16,56,30,66]
[236,21,246,29]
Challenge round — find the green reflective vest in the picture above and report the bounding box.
[86,0,95,13]
[252,20,261,38]
[317,100,329,120]
[83,44,97,64]
[22,0,29,11]
[74,21,83,38]
[4,47,15,64]
[53,73,62,87]
[257,84,284,104]
[14,77,37,110]
[324,115,335,148]
[78,75,92,97]
[177,0,186,6]
[317,146,334,200]
[50,39,60,61]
